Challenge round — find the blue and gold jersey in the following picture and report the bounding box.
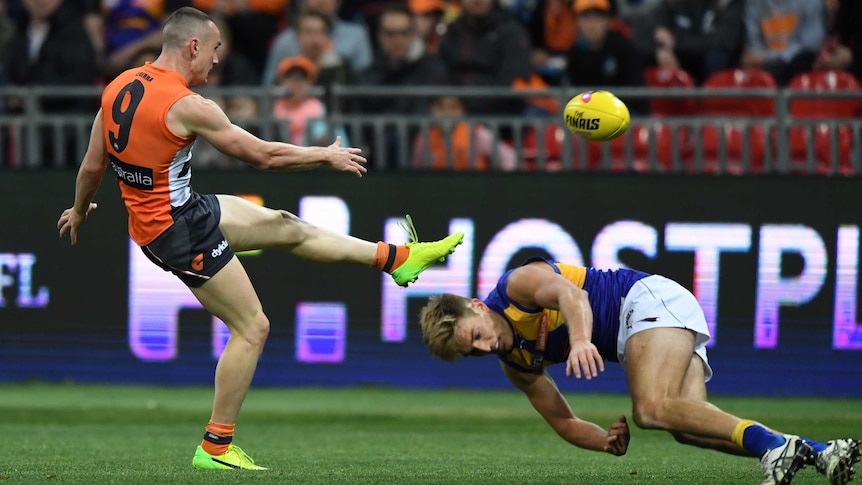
[485,257,649,373]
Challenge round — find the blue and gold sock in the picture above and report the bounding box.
[731,420,785,457]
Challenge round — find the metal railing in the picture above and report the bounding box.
[1,85,860,175]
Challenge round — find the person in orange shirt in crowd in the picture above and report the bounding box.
[413,94,516,171]
[273,55,348,146]
[526,0,578,85]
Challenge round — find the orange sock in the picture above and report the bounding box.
[201,421,234,456]
[371,241,409,273]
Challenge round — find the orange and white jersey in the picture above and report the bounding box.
[101,62,197,246]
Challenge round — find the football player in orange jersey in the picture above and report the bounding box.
[56,6,463,471]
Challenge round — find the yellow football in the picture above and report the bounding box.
[563,90,631,142]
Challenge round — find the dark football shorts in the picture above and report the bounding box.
[140,192,235,288]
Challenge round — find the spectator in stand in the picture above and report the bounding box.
[336,1,389,52]
[525,0,578,85]
[522,0,635,86]
[357,3,447,96]
[409,0,447,53]
[817,0,861,82]
[273,55,348,147]
[5,0,98,166]
[99,0,168,79]
[437,0,532,116]
[413,94,517,171]
[279,8,352,113]
[565,0,647,114]
[273,56,324,146]
[741,0,826,86]
[354,2,447,169]
[614,0,661,63]
[262,0,372,85]
[190,0,290,78]
[652,0,745,85]
[19,0,103,60]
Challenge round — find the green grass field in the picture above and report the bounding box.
[0,384,859,485]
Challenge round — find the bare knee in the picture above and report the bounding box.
[275,210,310,244]
[631,399,670,430]
[276,210,302,229]
[236,311,270,350]
[276,209,300,225]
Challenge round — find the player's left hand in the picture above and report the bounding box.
[565,339,604,380]
[604,415,630,456]
[57,203,97,245]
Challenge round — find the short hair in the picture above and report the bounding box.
[296,9,333,34]
[419,294,475,362]
[380,2,414,24]
[162,7,216,50]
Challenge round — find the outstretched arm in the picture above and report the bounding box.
[170,94,367,175]
[502,363,629,455]
[505,264,604,380]
[57,110,108,245]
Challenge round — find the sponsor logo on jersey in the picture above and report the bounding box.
[110,155,154,190]
[211,239,229,258]
[566,110,600,131]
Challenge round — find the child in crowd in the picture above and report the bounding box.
[273,55,348,147]
[413,94,517,171]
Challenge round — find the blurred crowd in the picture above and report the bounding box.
[0,0,860,169]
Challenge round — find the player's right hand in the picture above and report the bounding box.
[326,136,367,177]
[57,203,97,246]
[565,339,604,380]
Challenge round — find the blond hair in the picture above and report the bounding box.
[419,294,475,362]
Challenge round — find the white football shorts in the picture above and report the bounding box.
[616,274,713,382]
